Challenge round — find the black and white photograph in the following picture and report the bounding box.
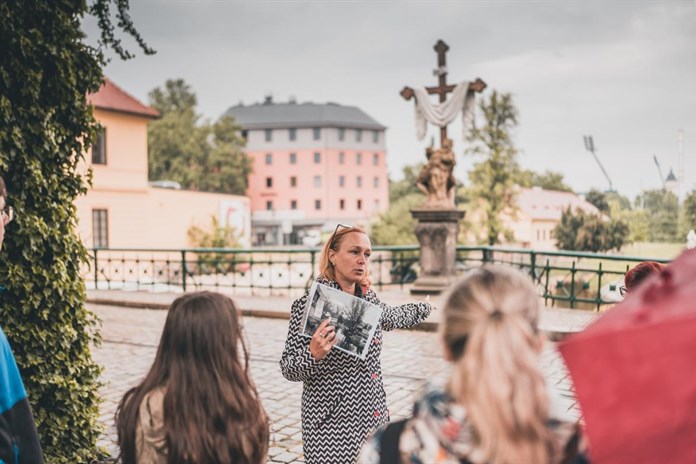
[301,283,382,360]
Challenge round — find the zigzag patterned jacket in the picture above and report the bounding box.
[280,276,432,464]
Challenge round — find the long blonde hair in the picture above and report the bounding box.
[442,265,554,464]
[319,225,371,290]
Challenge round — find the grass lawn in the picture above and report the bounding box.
[621,242,685,260]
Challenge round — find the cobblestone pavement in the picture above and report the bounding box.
[92,304,578,463]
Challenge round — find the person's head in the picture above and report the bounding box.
[116,291,268,464]
[622,261,664,296]
[319,224,372,290]
[442,265,554,464]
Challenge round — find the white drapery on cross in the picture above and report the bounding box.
[413,81,476,141]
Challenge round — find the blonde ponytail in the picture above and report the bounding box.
[443,265,555,464]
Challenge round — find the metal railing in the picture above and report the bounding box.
[85,245,672,311]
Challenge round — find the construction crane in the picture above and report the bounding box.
[653,155,666,189]
[583,135,614,192]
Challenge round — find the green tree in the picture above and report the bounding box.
[0,1,151,461]
[518,169,573,192]
[683,189,696,235]
[205,116,253,194]
[371,193,421,245]
[188,216,241,249]
[148,79,251,194]
[465,90,521,245]
[554,207,629,252]
[388,164,423,202]
[371,164,425,245]
[605,191,631,212]
[584,189,610,213]
[639,189,679,242]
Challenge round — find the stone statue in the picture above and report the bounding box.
[416,138,456,208]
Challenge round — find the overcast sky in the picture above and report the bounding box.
[83,0,696,200]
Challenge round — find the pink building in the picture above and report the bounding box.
[74,79,251,249]
[224,97,389,246]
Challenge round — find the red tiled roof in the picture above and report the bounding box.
[88,78,159,119]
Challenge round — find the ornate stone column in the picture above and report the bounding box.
[410,208,465,294]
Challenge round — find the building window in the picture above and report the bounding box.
[356,153,362,165]
[265,153,273,165]
[92,127,106,165]
[266,200,273,210]
[339,199,345,210]
[291,200,297,210]
[241,129,248,140]
[314,175,321,187]
[357,199,362,210]
[315,199,321,210]
[373,177,379,188]
[372,130,379,143]
[339,175,345,187]
[314,152,321,164]
[92,209,108,248]
[339,152,345,164]
[338,128,345,141]
[289,128,297,141]
[289,152,297,164]
[374,199,380,209]
[265,177,273,188]
[265,129,272,142]
[313,127,321,140]
[373,153,379,165]
[290,176,297,187]
[356,176,362,188]
[356,129,362,142]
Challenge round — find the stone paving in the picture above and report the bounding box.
[92,303,578,463]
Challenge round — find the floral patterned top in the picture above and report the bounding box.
[359,384,587,464]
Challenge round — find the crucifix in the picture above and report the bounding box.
[400,39,487,146]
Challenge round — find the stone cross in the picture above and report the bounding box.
[400,39,487,146]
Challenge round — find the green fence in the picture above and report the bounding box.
[86,245,671,310]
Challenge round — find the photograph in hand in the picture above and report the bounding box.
[301,282,382,360]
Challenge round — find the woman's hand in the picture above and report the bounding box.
[309,319,337,361]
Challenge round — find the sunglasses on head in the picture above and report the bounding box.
[327,223,354,250]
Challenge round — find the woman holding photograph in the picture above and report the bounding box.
[280,224,432,464]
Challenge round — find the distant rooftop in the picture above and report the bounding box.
[88,78,159,119]
[223,96,386,130]
[519,186,599,221]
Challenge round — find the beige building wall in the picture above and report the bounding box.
[75,188,250,249]
[75,94,251,250]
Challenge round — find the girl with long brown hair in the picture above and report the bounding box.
[116,291,269,464]
[360,265,587,464]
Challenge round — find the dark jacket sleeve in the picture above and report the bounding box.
[0,327,44,464]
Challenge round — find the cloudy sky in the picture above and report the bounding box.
[83,1,696,200]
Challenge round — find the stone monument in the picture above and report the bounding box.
[400,40,486,294]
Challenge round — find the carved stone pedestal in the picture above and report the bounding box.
[410,208,465,295]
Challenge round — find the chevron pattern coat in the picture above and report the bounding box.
[280,277,432,464]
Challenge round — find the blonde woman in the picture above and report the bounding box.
[280,224,432,464]
[360,265,587,464]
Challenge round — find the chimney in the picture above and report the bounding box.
[263,94,273,105]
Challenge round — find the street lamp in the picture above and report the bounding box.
[583,135,614,193]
